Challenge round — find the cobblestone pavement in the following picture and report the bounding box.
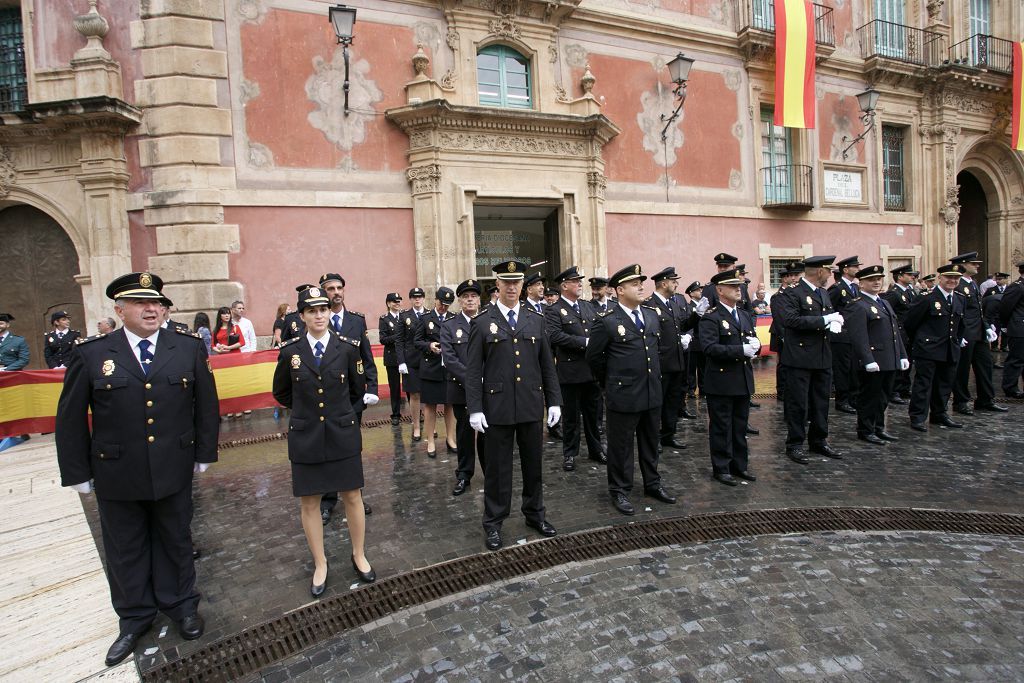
[263,531,1024,682]
[71,359,1023,674]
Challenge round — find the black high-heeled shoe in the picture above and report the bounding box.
[310,560,329,598]
[412,432,422,442]
[351,555,376,583]
[426,445,437,458]
[447,443,457,454]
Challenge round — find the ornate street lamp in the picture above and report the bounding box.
[659,52,696,143]
[328,4,357,116]
[841,87,880,160]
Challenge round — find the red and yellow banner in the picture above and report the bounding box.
[774,0,816,129]
[1013,42,1024,151]
[1,346,392,438]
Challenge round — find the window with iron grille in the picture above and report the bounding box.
[0,7,27,113]
[768,257,795,290]
[882,125,906,211]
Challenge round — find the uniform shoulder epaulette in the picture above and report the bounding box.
[279,336,302,348]
[599,309,614,317]
[75,332,106,345]
[525,306,543,315]
[335,333,360,346]
[174,327,202,339]
[348,310,365,318]
[641,304,661,315]
[953,289,966,297]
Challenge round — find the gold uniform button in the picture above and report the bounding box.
[513,339,518,344]
[318,402,324,408]
[515,350,520,356]
[320,416,325,421]
[105,384,111,389]
[317,388,323,394]
[516,364,521,369]
[516,377,521,382]
[146,400,153,407]
[147,436,155,443]
[145,383,152,390]
[147,418,154,425]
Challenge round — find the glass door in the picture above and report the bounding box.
[874,0,906,59]
[761,108,793,205]
[968,0,991,66]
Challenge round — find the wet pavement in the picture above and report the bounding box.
[72,357,1024,678]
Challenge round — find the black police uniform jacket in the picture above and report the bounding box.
[55,327,220,501]
[44,329,80,368]
[414,309,454,382]
[957,277,985,341]
[396,308,425,368]
[586,304,662,412]
[768,285,790,352]
[272,333,366,464]
[280,311,305,342]
[882,284,915,341]
[466,305,560,424]
[333,309,377,396]
[844,296,907,372]
[981,289,1002,329]
[698,304,755,396]
[827,279,858,345]
[998,279,1024,338]
[700,281,752,313]
[903,287,966,363]
[644,293,694,374]
[440,314,473,404]
[545,296,599,384]
[378,311,402,366]
[778,279,836,370]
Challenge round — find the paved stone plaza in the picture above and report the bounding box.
[63,359,1024,680]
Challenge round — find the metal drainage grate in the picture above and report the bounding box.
[141,507,1024,683]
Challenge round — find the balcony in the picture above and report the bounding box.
[857,20,945,86]
[945,34,1014,75]
[738,0,836,64]
[761,164,814,210]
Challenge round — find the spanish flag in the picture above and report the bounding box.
[774,0,816,129]
[1013,42,1024,151]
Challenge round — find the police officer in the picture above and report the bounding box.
[0,313,30,371]
[769,262,802,402]
[828,256,862,414]
[415,287,457,457]
[904,263,968,431]
[949,252,1006,415]
[397,287,428,441]
[523,273,547,313]
[645,266,693,451]
[883,264,917,404]
[777,256,844,464]
[44,310,80,368]
[55,272,219,666]
[545,265,606,471]
[844,265,908,444]
[441,279,486,496]
[279,286,308,343]
[587,264,677,515]
[680,280,703,417]
[589,276,612,312]
[467,261,561,551]
[700,253,752,312]
[919,273,936,294]
[998,262,1024,398]
[379,292,405,425]
[699,269,759,486]
[160,298,190,332]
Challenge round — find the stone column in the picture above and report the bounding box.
[919,121,960,270]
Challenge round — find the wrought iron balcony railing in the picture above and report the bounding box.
[761,164,814,210]
[945,34,1014,74]
[743,0,836,47]
[858,20,945,67]
[0,8,28,113]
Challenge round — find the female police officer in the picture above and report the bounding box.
[272,285,376,596]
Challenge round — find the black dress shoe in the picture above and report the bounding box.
[930,415,963,428]
[910,421,928,432]
[835,403,857,414]
[889,396,908,405]
[734,470,757,481]
[810,443,843,458]
[713,472,738,486]
[320,508,332,525]
[192,548,201,560]
[680,409,697,419]
[452,479,469,496]
[1006,390,1024,399]
[660,438,687,450]
[786,449,809,464]
[363,501,372,515]
[390,415,400,426]
[485,529,502,550]
[611,493,635,515]
[563,456,575,471]
[351,555,376,583]
[975,403,1008,412]
[745,425,759,435]
[104,629,147,666]
[858,434,885,445]
[953,403,975,416]
[876,431,899,442]
[749,399,761,408]
[645,486,677,504]
[179,613,204,640]
[526,519,557,537]
[548,427,562,441]
[588,450,608,464]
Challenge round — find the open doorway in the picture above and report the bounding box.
[956,170,989,272]
[473,204,561,282]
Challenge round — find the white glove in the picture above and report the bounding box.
[959,338,969,348]
[900,359,910,371]
[823,312,844,325]
[827,321,843,334]
[398,363,408,374]
[679,333,692,350]
[469,412,488,433]
[546,406,561,427]
[193,462,210,474]
[695,297,710,316]
[865,362,880,373]
[70,481,93,494]
[746,336,761,352]
[985,327,998,343]
[742,343,757,358]
[362,393,380,406]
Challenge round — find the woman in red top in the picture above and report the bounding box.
[212,307,242,354]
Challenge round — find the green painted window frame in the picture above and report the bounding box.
[477,45,532,109]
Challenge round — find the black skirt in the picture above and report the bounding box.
[291,457,364,497]
[420,377,447,405]
[403,365,422,394]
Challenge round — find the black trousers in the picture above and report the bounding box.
[385,364,402,417]
[909,357,955,424]
[452,403,485,481]
[893,346,913,398]
[783,365,831,449]
[705,394,750,475]
[856,369,895,437]
[659,371,686,442]
[953,339,996,406]
[1003,336,1024,394]
[560,381,603,460]
[831,342,859,406]
[606,407,661,496]
[482,421,545,532]
[774,349,787,399]
[97,486,199,635]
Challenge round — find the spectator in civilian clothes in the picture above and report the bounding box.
[231,300,257,352]
[194,312,213,354]
[212,307,242,354]
[272,303,290,347]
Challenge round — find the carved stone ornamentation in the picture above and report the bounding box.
[73,0,109,52]
[554,84,571,104]
[0,146,15,197]
[729,169,742,190]
[939,184,960,228]
[247,141,275,169]
[548,44,558,64]
[407,164,442,194]
[305,50,384,152]
[440,70,457,90]
[446,26,461,52]
[412,44,430,77]
[488,14,522,40]
[943,90,988,114]
[580,63,595,95]
[239,79,261,105]
[409,130,433,148]
[236,0,267,24]
[436,132,588,156]
[586,171,606,200]
[926,0,943,20]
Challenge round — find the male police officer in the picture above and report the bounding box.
[467,261,561,551]
[769,262,803,401]
[998,262,1024,398]
[645,266,693,451]
[949,252,1006,415]
[828,256,862,413]
[44,310,80,368]
[545,266,606,471]
[883,264,917,404]
[56,272,219,666]
[587,264,676,515]
[442,280,486,495]
[379,292,405,425]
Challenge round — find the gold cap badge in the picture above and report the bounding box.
[508,262,517,273]
[140,273,153,288]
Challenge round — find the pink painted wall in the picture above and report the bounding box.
[605,213,922,289]
[819,92,866,162]
[224,206,416,335]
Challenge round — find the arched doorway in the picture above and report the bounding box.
[0,205,85,369]
[956,170,990,273]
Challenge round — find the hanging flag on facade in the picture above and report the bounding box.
[1013,41,1024,151]
[774,0,816,129]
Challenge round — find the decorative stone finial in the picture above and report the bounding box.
[412,43,430,78]
[74,0,109,50]
[580,63,595,95]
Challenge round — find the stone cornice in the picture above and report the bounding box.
[0,96,141,140]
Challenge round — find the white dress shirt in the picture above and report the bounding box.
[122,327,161,371]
